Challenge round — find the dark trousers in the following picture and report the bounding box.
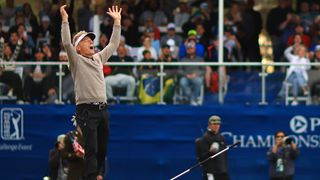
[24,75,50,103]
[76,104,109,180]
[0,71,24,100]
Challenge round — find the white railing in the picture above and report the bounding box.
[1,61,320,104]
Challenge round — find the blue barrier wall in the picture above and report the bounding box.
[0,104,319,180]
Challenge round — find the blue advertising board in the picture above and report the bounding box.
[0,104,319,180]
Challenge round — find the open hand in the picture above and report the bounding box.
[60,5,68,22]
[107,5,122,25]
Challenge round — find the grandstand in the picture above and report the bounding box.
[0,0,320,180]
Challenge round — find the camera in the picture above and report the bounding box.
[283,137,293,145]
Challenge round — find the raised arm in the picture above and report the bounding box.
[60,5,77,67]
[284,46,295,62]
[10,39,22,62]
[97,6,122,64]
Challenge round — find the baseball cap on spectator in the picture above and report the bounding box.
[57,134,66,142]
[59,51,67,57]
[208,115,221,125]
[315,45,320,52]
[162,44,170,49]
[59,51,68,62]
[41,15,50,22]
[73,31,96,47]
[187,29,197,36]
[120,35,126,43]
[200,2,209,10]
[167,23,176,30]
[225,25,235,34]
[55,134,66,147]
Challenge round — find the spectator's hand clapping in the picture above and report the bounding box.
[17,39,23,46]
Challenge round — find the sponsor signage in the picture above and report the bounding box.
[0,108,32,152]
[221,115,320,148]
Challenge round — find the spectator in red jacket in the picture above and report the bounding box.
[287,24,311,48]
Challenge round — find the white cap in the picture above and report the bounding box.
[59,51,67,57]
[57,134,65,142]
[120,35,126,42]
[41,15,50,22]
[167,23,176,30]
[200,2,208,10]
[73,31,96,47]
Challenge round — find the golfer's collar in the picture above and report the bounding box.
[80,54,94,60]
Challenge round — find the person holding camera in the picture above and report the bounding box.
[195,115,230,180]
[267,130,300,180]
[48,134,68,180]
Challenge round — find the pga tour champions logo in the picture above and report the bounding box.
[1,108,24,140]
[290,115,308,134]
[289,115,320,148]
[290,115,320,134]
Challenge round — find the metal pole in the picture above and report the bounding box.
[158,63,165,104]
[58,64,63,103]
[259,64,268,105]
[218,0,224,104]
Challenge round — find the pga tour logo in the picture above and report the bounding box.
[0,108,24,140]
[290,115,320,134]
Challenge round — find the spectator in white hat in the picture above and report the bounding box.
[160,23,183,47]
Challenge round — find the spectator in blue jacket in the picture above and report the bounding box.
[179,29,205,59]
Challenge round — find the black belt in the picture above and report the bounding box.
[77,102,107,110]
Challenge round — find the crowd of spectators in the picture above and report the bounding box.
[0,0,319,105]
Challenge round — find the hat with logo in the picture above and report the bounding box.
[208,115,221,124]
